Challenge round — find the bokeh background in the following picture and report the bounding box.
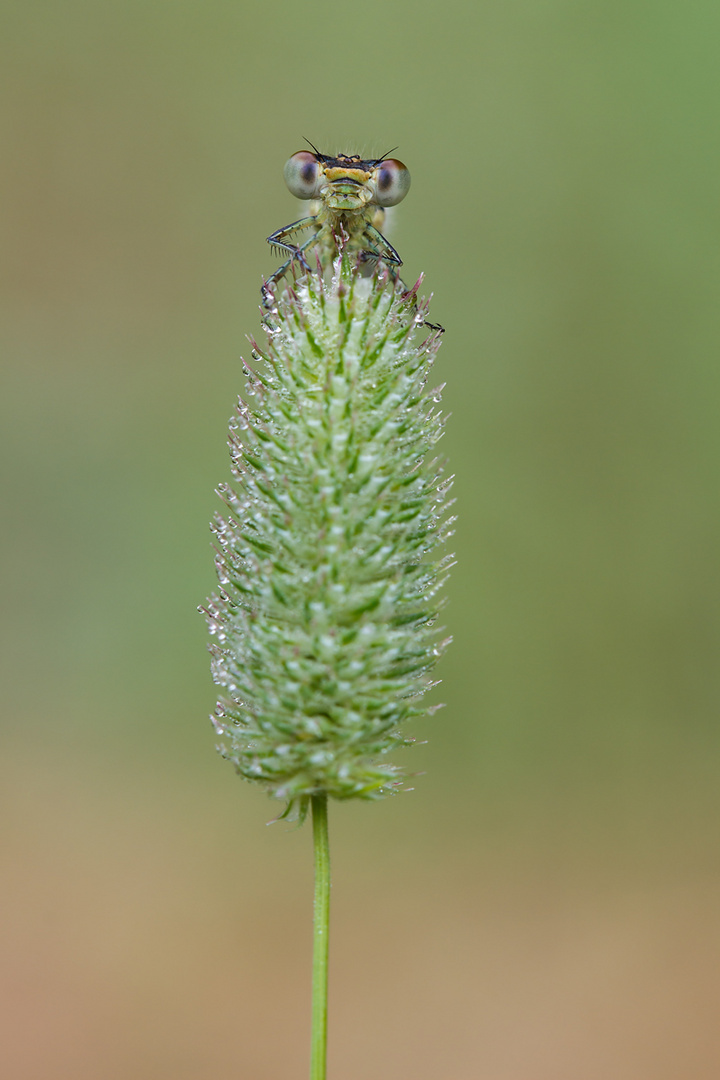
[2,1,719,1076]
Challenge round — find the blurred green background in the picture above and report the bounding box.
[2,1,719,1076]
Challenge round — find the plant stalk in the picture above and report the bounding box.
[310,793,330,1080]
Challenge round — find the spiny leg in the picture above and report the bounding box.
[363,223,402,268]
[262,231,318,307]
[263,216,317,307]
[266,216,318,268]
[267,215,316,247]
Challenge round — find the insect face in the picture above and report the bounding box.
[283,151,411,211]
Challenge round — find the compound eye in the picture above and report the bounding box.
[373,159,411,206]
[284,151,323,199]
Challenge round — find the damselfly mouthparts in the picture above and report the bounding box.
[263,144,443,331]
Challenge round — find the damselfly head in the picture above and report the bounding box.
[283,150,411,210]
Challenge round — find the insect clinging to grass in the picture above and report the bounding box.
[262,142,443,332]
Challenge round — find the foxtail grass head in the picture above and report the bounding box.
[202,258,454,819]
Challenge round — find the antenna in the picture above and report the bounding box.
[302,136,324,157]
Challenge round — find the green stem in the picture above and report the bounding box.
[310,793,330,1080]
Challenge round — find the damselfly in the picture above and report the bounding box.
[263,143,443,331]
